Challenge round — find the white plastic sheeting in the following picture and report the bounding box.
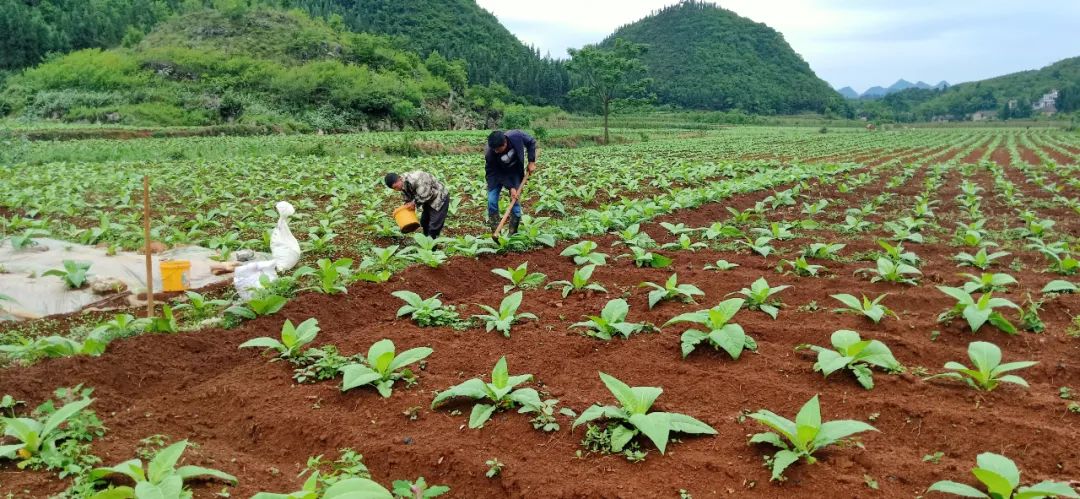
[0,238,232,319]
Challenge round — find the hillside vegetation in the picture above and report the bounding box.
[860,57,1080,122]
[601,1,845,115]
[0,8,528,130]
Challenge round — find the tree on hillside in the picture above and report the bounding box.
[565,39,652,144]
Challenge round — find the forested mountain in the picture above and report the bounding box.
[278,0,570,105]
[0,0,569,105]
[848,79,948,99]
[600,1,845,115]
[858,57,1080,121]
[0,8,496,129]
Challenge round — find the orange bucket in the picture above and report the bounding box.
[160,260,191,292]
[392,205,421,233]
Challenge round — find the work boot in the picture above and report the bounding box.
[487,212,500,233]
[508,214,521,235]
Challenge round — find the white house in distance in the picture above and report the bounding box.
[1033,89,1059,114]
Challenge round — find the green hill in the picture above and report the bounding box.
[280,0,570,105]
[0,8,481,130]
[601,1,845,115]
[862,56,1080,121]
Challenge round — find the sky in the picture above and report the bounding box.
[474,0,1080,93]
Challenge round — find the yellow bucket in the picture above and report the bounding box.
[160,260,191,292]
[393,205,421,233]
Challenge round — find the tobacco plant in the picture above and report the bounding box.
[830,294,897,324]
[89,440,237,497]
[472,291,537,337]
[238,318,319,360]
[858,258,921,285]
[572,299,651,340]
[392,291,464,328]
[560,240,608,266]
[620,246,673,268]
[639,274,704,309]
[801,330,901,389]
[664,298,756,359]
[547,265,608,298]
[960,272,1018,293]
[431,357,542,429]
[926,341,1036,391]
[573,373,716,456]
[955,248,1010,270]
[748,395,877,480]
[43,260,91,289]
[731,277,790,319]
[927,452,1077,498]
[937,287,1020,334]
[491,262,547,293]
[340,339,432,397]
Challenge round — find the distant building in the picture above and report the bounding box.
[971,110,997,121]
[931,115,957,123]
[1033,89,1058,114]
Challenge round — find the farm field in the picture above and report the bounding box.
[2,126,1080,497]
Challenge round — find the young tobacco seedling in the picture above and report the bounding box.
[0,397,93,461]
[238,318,319,360]
[491,262,547,293]
[801,330,901,389]
[560,240,608,266]
[803,242,846,260]
[960,272,1018,293]
[573,372,716,455]
[665,298,756,359]
[782,257,825,277]
[704,259,738,271]
[937,287,1020,334]
[340,339,433,398]
[392,291,463,328]
[731,277,790,320]
[739,236,775,258]
[392,476,450,498]
[472,291,537,337]
[294,258,353,294]
[431,357,542,429]
[547,265,608,298]
[955,248,1011,270]
[613,224,657,248]
[620,246,673,269]
[89,440,237,496]
[748,395,877,481]
[172,291,229,321]
[877,240,921,267]
[926,341,1036,391]
[859,258,921,285]
[43,260,91,289]
[639,274,704,309]
[751,222,796,241]
[830,294,897,324]
[661,234,707,252]
[927,452,1077,498]
[841,215,872,233]
[572,299,651,340]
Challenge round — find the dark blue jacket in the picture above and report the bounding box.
[484,129,536,190]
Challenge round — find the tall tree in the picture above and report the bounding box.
[565,39,651,144]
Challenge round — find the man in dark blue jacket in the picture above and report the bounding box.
[484,129,537,234]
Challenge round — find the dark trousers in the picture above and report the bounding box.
[420,195,449,238]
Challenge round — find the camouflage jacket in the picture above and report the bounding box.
[401,171,449,211]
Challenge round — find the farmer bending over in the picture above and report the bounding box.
[485,129,537,235]
[384,171,450,238]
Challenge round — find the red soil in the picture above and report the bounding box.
[3,155,1079,499]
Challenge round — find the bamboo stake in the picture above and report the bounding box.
[143,175,154,318]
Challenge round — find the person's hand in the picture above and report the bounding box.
[404,201,416,210]
[510,188,520,201]
[527,162,537,173]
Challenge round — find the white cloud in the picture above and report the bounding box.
[475,0,1080,91]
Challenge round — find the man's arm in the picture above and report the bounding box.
[523,133,538,173]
